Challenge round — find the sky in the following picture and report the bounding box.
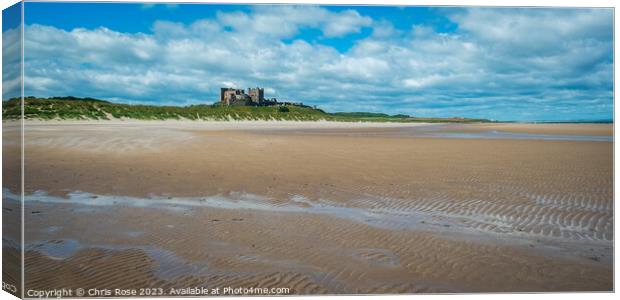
[2,1,21,101]
[5,2,614,121]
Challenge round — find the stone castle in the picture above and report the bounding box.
[219,86,308,108]
[220,87,265,106]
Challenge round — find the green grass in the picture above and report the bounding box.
[2,96,491,123]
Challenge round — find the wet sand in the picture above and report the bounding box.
[455,122,613,136]
[2,120,613,294]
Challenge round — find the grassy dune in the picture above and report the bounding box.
[2,97,490,123]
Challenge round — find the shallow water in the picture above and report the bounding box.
[422,130,613,142]
[9,188,612,246]
[14,189,494,238]
[260,126,613,142]
[26,239,81,259]
[23,238,210,280]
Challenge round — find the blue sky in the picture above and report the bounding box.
[11,3,614,121]
[2,1,20,31]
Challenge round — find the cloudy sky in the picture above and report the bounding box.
[10,3,615,121]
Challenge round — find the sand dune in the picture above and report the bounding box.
[2,120,612,294]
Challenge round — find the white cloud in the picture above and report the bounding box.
[450,8,613,56]
[215,6,372,39]
[141,4,178,10]
[21,6,613,121]
[322,10,372,37]
[3,26,21,100]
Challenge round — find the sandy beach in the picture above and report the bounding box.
[2,120,613,294]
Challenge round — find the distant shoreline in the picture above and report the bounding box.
[2,97,491,123]
[503,120,614,124]
[3,97,611,124]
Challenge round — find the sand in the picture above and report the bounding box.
[455,122,613,136]
[2,120,613,294]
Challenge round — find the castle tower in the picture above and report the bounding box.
[247,87,265,103]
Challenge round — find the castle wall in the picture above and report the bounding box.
[221,87,265,106]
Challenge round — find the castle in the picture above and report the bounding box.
[220,87,265,106]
